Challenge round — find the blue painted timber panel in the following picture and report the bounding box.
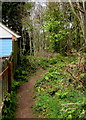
[0,38,12,57]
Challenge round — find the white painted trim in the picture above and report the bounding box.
[0,22,21,38]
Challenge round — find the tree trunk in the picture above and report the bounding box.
[69,1,86,44]
[84,9,86,43]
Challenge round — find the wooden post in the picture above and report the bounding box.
[12,40,19,75]
[8,62,12,93]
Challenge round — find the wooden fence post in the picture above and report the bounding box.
[12,40,19,75]
[8,62,12,93]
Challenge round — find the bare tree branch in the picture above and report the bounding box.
[68,0,85,36]
[76,2,84,13]
[68,0,81,22]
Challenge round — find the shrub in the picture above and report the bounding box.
[2,91,17,119]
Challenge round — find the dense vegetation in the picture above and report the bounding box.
[1,1,86,119]
[33,54,86,119]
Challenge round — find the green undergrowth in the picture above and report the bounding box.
[27,56,59,69]
[33,55,86,119]
[2,80,20,120]
[14,55,58,82]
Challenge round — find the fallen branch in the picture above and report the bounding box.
[61,103,83,106]
[65,68,77,81]
[61,108,77,112]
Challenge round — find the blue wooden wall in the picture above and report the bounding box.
[0,38,12,57]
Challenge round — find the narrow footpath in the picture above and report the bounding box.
[15,69,48,118]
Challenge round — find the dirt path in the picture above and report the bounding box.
[15,69,48,118]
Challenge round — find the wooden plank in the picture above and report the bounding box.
[0,67,8,79]
[8,62,12,93]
